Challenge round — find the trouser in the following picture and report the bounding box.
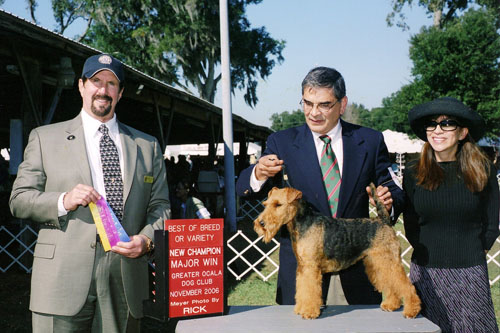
[326,273,348,305]
[32,242,140,333]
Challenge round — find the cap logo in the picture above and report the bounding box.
[98,55,112,64]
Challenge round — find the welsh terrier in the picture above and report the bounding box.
[254,183,421,319]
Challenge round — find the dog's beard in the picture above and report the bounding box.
[254,219,265,237]
[254,218,280,243]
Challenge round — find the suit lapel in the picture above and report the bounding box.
[118,122,137,204]
[292,125,330,215]
[65,115,92,186]
[338,120,367,217]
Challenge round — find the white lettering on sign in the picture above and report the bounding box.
[196,278,212,285]
[192,299,210,304]
[200,224,221,231]
[171,271,200,279]
[202,258,218,266]
[169,248,185,256]
[187,234,214,242]
[202,270,222,277]
[187,247,221,256]
[183,306,207,315]
[167,224,186,232]
[170,258,200,268]
[169,289,202,297]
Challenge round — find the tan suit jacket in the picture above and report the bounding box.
[9,114,170,318]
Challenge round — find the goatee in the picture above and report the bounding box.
[91,95,112,118]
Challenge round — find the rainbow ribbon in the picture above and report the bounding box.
[89,197,130,252]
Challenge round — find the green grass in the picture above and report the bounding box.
[226,215,279,306]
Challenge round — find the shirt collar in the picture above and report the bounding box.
[80,109,119,138]
[310,120,342,143]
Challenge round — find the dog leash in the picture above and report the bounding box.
[281,165,292,188]
[268,157,291,188]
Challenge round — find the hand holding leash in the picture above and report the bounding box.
[255,154,284,181]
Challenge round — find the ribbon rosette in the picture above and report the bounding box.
[89,197,130,251]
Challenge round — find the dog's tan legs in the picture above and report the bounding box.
[363,232,421,318]
[294,263,323,319]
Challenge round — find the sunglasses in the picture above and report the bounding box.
[425,119,461,132]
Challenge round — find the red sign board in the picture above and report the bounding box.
[165,219,224,318]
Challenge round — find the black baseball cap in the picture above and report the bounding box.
[81,54,124,82]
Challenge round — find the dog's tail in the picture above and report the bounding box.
[369,182,391,225]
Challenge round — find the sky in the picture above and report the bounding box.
[1,0,433,128]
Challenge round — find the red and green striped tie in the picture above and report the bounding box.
[320,135,341,217]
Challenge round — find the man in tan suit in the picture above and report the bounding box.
[10,54,170,332]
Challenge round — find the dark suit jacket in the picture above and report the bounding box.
[236,120,404,305]
[9,115,170,318]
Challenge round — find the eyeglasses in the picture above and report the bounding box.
[425,119,461,132]
[299,99,340,113]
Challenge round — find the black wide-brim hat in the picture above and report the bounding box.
[408,97,485,141]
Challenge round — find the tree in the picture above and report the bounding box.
[52,0,94,41]
[27,0,37,23]
[79,0,285,107]
[342,103,370,126]
[270,109,305,131]
[19,1,284,107]
[379,81,432,135]
[381,8,500,137]
[387,0,500,30]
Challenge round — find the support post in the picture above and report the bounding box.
[219,0,236,232]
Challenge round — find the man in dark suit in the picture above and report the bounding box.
[236,66,404,306]
[10,54,170,332]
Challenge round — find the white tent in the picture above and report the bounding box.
[382,130,424,154]
[165,142,261,160]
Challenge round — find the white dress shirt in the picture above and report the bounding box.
[57,110,124,216]
[250,122,343,191]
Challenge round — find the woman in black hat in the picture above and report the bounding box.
[404,97,499,332]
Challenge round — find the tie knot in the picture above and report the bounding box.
[99,124,109,136]
[320,135,331,145]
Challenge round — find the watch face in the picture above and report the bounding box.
[147,238,154,252]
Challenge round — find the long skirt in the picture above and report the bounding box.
[410,263,498,333]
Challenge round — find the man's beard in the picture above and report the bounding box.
[91,94,113,118]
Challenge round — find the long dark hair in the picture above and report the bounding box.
[416,134,491,192]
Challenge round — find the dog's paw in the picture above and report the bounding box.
[294,304,320,319]
[402,302,421,319]
[380,299,401,312]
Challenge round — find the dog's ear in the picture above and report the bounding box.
[286,188,302,202]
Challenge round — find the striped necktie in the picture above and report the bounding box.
[99,124,124,221]
[319,135,341,217]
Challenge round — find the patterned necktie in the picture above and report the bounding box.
[320,135,341,217]
[99,124,124,221]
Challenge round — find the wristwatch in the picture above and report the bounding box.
[144,236,155,254]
